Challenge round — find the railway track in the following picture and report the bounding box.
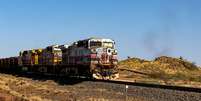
[11,70,201,93]
[116,68,201,93]
[87,79,201,101]
[2,69,201,93]
[94,79,201,93]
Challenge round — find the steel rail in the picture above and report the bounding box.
[93,79,201,93]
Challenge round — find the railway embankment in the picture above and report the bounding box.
[118,56,201,88]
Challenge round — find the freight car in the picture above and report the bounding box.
[0,37,119,80]
[0,57,19,73]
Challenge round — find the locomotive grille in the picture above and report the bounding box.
[101,54,109,64]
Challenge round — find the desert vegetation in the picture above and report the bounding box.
[118,56,201,87]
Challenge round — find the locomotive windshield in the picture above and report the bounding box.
[90,41,114,48]
[90,41,102,48]
[102,42,113,48]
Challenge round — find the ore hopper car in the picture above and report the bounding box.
[0,57,19,73]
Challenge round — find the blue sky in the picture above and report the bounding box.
[0,0,201,65]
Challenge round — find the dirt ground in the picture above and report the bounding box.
[0,73,200,101]
[0,73,142,101]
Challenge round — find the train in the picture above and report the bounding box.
[0,38,119,80]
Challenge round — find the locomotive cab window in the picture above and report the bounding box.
[22,51,28,56]
[90,41,114,48]
[90,41,102,48]
[77,40,88,48]
[102,42,114,48]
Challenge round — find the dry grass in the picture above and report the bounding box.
[29,96,52,101]
[0,74,52,101]
[0,73,129,101]
[118,56,201,87]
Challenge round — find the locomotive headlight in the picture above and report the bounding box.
[113,49,117,55]
[107,49,111,53]
[91,49,97,54]
[107,48,112,55]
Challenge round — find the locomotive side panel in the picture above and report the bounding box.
[41,45,62,66]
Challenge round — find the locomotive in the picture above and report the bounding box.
[0,38,119,80]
